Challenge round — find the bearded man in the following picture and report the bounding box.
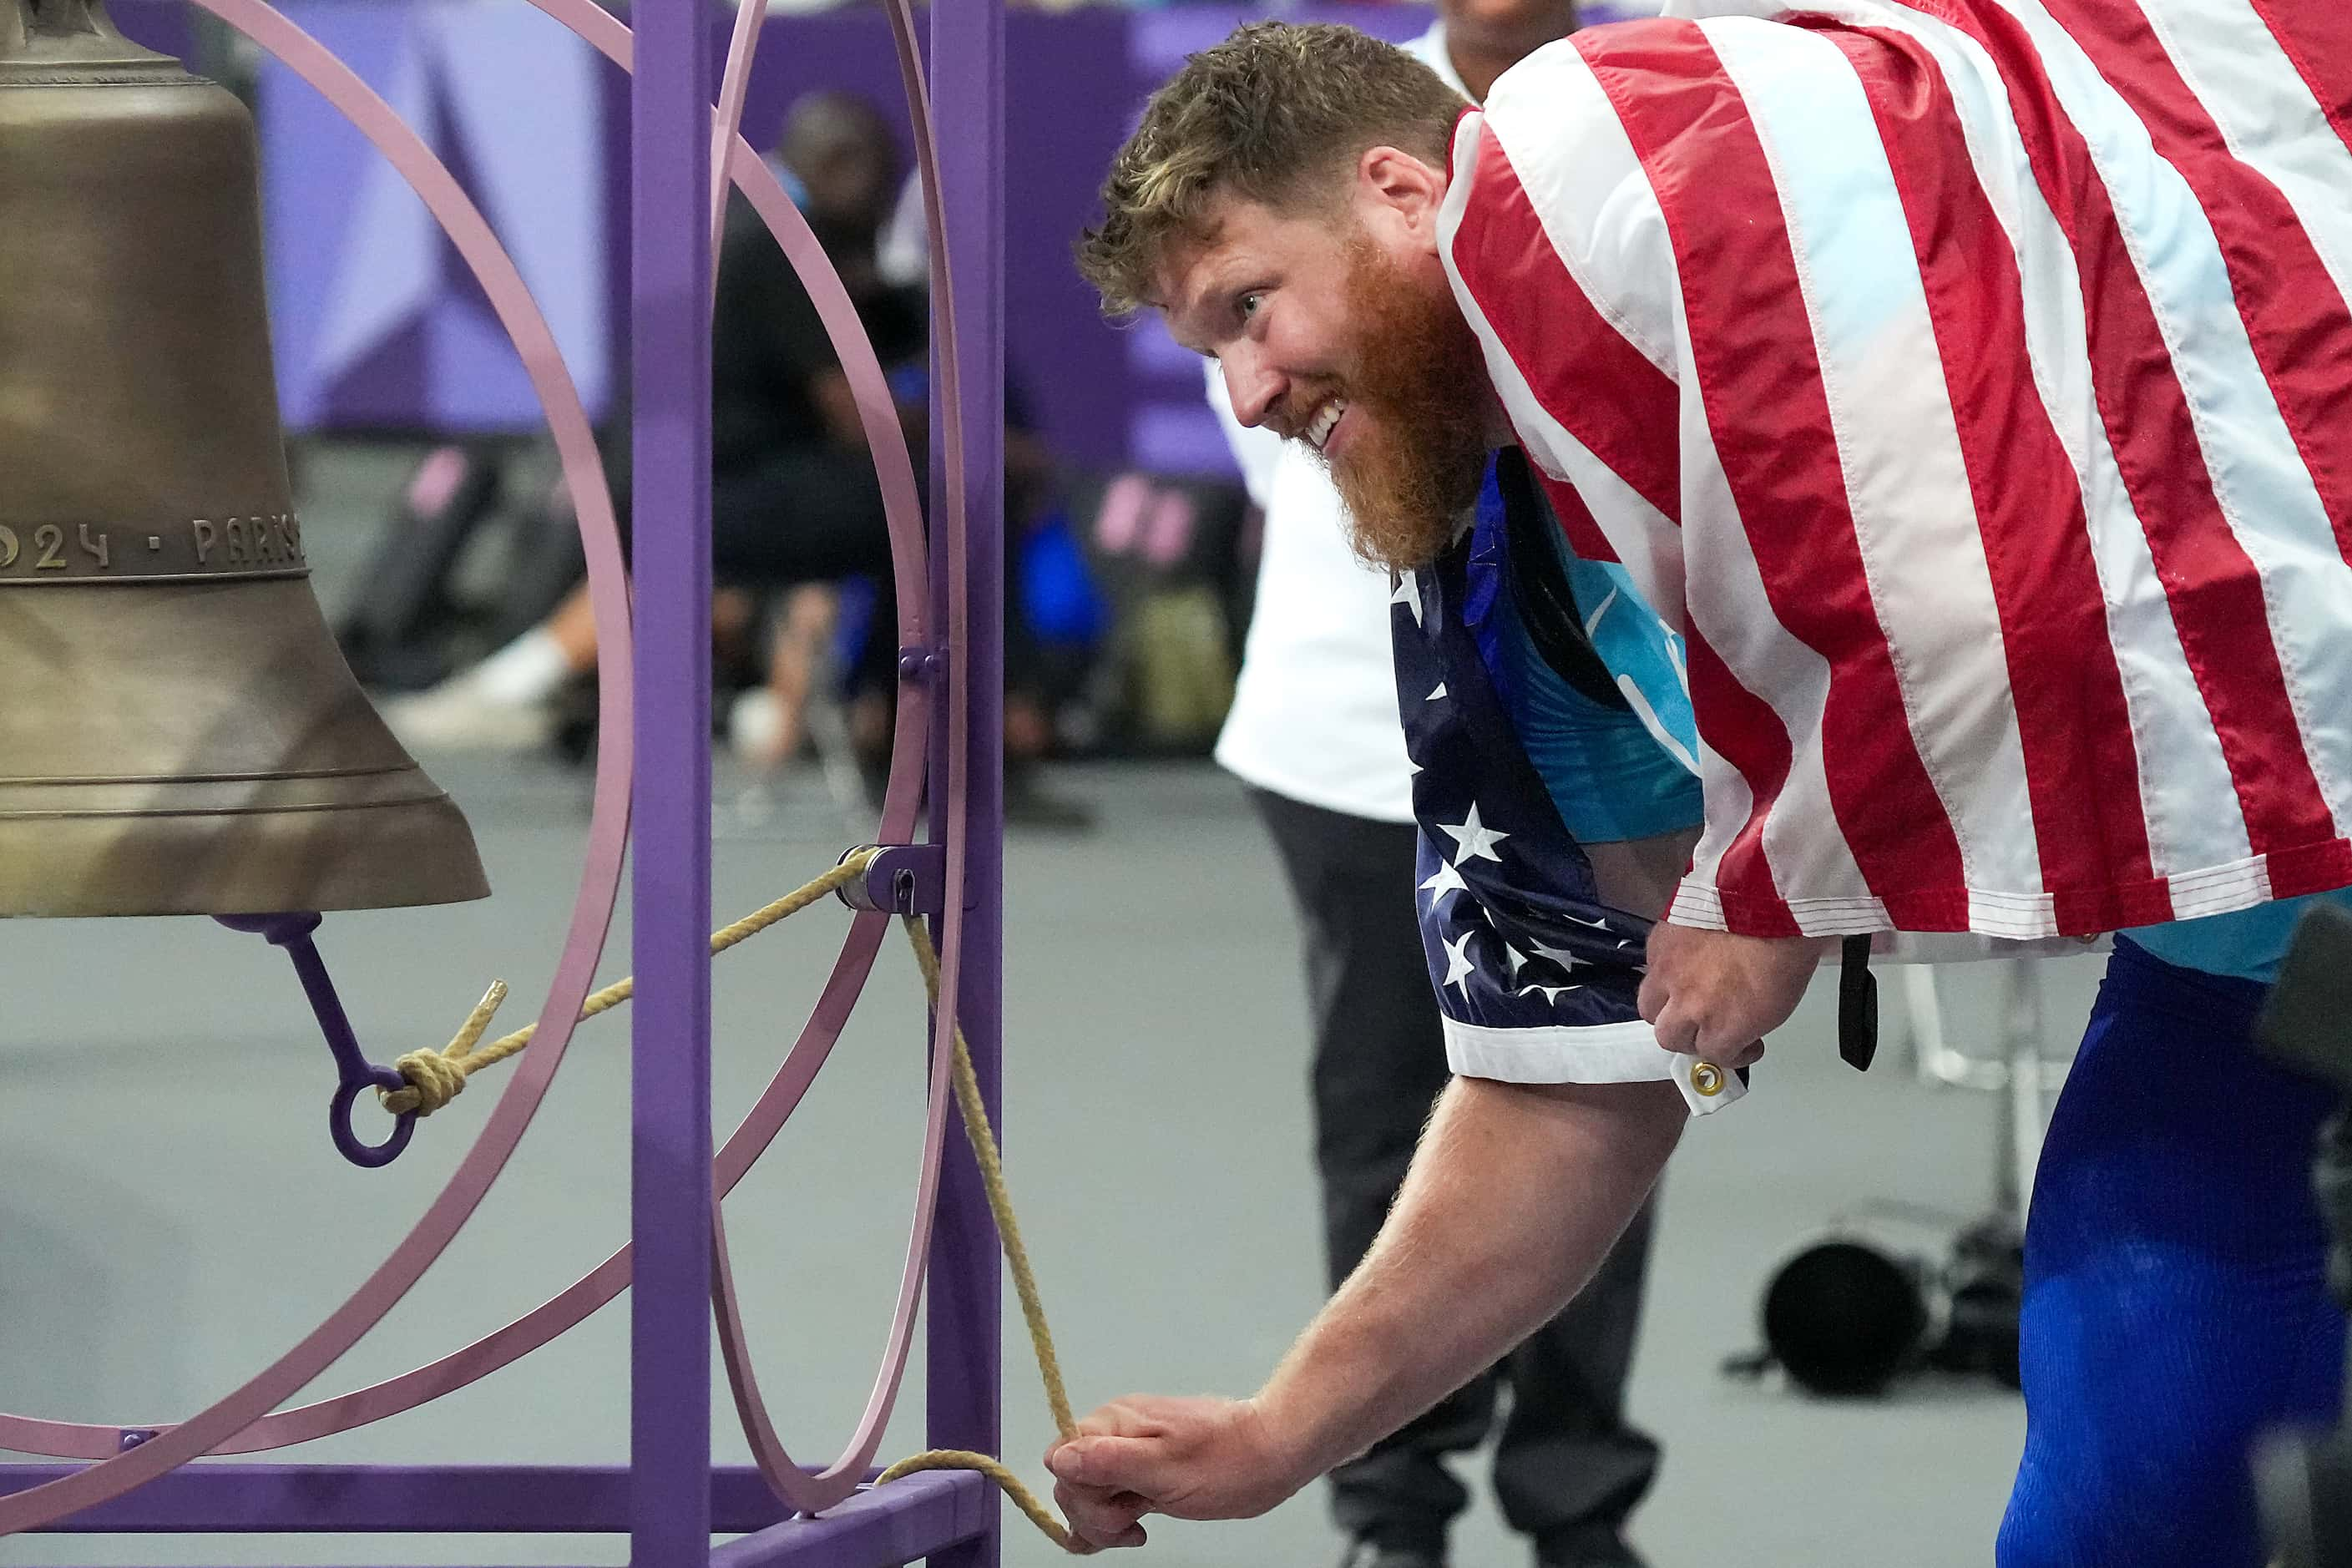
[1051,5,2352,1566]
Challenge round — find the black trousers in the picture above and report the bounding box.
[610,438,1048,698]
[1248,788,1662,1560]
[711,447,903,695]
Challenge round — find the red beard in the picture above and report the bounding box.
[1310,236,1494,573]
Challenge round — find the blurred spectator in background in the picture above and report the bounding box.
[1210,4,1662,1567]
[385,90,915,751]
[382,90,1088,824]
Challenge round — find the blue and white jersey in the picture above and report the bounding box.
[1464,475,1701,846]
[1396,459,1734,1115]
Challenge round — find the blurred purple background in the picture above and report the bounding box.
[240,1,1434,474]
[121,0,1646,476]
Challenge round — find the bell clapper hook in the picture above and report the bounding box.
[215,913,417,1170]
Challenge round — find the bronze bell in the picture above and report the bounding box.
[0,0,489,917]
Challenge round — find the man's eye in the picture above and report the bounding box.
[1237,291,1263,319]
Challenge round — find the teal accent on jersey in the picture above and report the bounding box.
[1489,551,1702,846]
[2122,888,2352,984]
[1570,555,1702,774]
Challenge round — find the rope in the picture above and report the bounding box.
[378,847,1085,1547]
[875,915,1081,1552]
[379,848,883,1117]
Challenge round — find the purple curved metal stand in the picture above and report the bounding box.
[0,0,1009,1558]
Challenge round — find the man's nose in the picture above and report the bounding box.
[1222,354,1285,431]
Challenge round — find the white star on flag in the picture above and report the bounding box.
[1529,940,1586,974]
[1442,931,1478,995]
[1391,574,1424,627]
[1439,802,1510,864]
[1426,681,1448,703]
[1420,860,1469,901]
[1562,912,1614,931]
[1505,943,1533,980]
[1518,983,1579,1004]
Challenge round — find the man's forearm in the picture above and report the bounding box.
[1251,1075,1684,1484]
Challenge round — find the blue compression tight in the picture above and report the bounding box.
[1997,938,2344,1567]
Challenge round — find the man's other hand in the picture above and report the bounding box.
[1043,1394,1308,1550]
[1639,922,1831,1065]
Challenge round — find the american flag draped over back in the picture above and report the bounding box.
[1439,0,2352,940]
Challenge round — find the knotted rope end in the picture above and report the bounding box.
[450,979,511,1057]
[383,1048,468,1116]
[377,980,508,1117]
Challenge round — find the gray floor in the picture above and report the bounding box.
[0,448,2114,1566]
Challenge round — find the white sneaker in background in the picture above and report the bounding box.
[727,687,786,765]
[380,677,555,752]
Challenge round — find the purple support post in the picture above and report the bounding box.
[927,0,1006,1563]
[629,0,715,1561]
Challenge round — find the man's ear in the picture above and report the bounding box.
[1354,145,1448,247]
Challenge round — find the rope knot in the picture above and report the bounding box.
[385,1049,468,1115]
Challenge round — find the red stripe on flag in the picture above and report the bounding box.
[1535,470,1621,564]
[1681,623,1802,938]
[1929,0,2339,866]
[2267,837,2352,902]
[2243,0,2352,157]
[1580,20,1970,929]
[1448,127,1683,524]
[2046,0,2352,567]
[1818,23,2167,933]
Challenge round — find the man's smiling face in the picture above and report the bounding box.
[1156,164,1497,573]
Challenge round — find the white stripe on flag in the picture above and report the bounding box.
[1480,43,1681,377]
[1441,104,1879,928]
[1705,16,2045,923]
[1439,113,1687,624]
[1998,0,2352,847]
[2137,0,2352,324]
[1667,674,1764,929]
[1876,0,2252,884]
[1673,323,1883,928]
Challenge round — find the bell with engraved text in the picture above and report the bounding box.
[0,0,489,916]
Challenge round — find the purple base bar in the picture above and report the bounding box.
[0,1467,787,1535]
[0,1466,988,1568]
[711,1472,992,1568]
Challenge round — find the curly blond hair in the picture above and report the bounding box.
[1075,22,1468,317]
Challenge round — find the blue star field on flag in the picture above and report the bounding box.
[1393,469,1654,1043]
